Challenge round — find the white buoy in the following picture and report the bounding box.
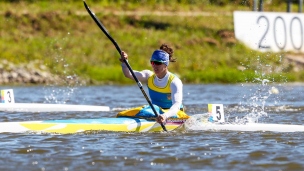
[0,89,15,103]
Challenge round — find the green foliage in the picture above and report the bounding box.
[0,1,302,85]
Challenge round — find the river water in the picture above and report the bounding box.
[0,83,303,171]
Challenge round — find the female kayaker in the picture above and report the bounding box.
[119,44,184,124]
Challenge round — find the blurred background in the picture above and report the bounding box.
[0,0,303,86]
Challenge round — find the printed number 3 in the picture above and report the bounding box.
[216,106,221,120]
[7,91,11,103]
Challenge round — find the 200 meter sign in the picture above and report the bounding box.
[234,11,304,53]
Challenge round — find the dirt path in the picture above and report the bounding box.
[1,10,232,17]
[75,10,232,17]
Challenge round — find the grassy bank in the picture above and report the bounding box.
[0,1,303,85]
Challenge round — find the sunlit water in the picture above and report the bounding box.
[0,83,303,171]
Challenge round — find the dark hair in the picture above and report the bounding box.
[160,44,176,62]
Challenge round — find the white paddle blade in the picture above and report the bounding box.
[208,104,225,123]
[1,89,15,103]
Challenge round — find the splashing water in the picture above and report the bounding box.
[42,36,81,104]
[43,86,77,104]
[236,78,279,124]
[185,79,282,130]
[183,113,211,130]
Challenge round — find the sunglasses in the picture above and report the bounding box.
[150,61,163,66]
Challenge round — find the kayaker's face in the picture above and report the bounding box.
[150,61,168,78]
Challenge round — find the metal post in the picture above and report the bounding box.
[253,0,258,11]
[259,0,264,11]
[287,0,291,12]
[299,0,303,12]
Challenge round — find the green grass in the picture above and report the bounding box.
[0,1,303,85]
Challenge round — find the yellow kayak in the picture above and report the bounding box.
[0,117,186,134]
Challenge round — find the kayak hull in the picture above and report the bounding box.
[2,117,304,134]
[190,122,304,132]
[0,118,185,134]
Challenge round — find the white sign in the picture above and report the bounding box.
[1,89,15,103]
[234,11,304,52]
[208,104,225,123]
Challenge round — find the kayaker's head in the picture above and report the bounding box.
[150,44,176,66]
[150,50,169,66]
[150,44,176,78]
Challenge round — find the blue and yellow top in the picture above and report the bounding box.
[147,73,183,109]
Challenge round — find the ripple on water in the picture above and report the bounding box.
[0,85,303,170]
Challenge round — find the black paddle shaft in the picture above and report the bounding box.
[83,1,167,132]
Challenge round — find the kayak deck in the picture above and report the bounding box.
[0,117,185,134]
[2,117,304,134]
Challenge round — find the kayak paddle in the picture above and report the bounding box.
[83,1,168,132]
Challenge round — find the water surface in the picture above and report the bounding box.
[0,83,303,171]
